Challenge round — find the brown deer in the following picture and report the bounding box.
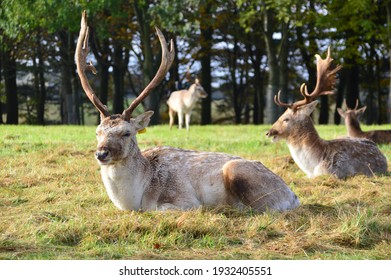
[75,11,299,212]
[166,68,207,131]
[266,47,388,179]
[337,100,391,144]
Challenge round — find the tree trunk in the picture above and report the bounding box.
[334,67,346,124]
[91,36,110,124]
[251,45,263,124]
[0,48,3,124]
[37,33,46,125]
[263,9,281,124]
[33,55,40,124]
[134,0,161,125]
[366,43,376,124]
[3,47,19,124]
[168,34,179,93]
[387,3,391,123]
[59,31,78,124]
[278,30,289,115]
[113,43,125,114]
[199,2,213,125]
[230,39,241,124]
[344,60,360,111]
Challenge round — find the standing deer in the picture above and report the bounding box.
[166,69,207,130]
[266,47,387,179]
[337,100,391,144]
[75,12,299,212]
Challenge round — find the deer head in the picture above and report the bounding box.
[75,11,174,165]
[337,99,366,121]
[193,78,208,98]
[266,47,342,142]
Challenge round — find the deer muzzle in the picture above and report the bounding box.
[95,149,110,164]
[265,129,279,142]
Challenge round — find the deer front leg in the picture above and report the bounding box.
[185,112,192,131]
[169,108,176,129]
[178,110,184,129]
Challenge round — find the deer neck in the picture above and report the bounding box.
[345,116,364,137]
[286,118,326,176]
[183,85,198,105]
[99,140,152,211]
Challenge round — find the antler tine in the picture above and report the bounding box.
[289,83,313,111]
[75,11,110,118]
[274,91,293,109]
[123,27,175,121]
[343,99,348,110]
[291,46,342,111]
[354,99,359,110]
[185,64,196,84]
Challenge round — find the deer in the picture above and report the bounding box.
[337,100,391,144]
[166,67,207,131]
[266,47,388,179]
[75,11,300,213]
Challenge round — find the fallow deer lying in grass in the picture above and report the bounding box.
[75,11,299,212]
[337,100,391,144]
[266,47,387,179]
[166,70,207,130]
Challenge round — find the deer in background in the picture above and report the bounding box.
[166,67,207,131]
[337,100,391,144]
[266,47,387,179]
[75,11,299,212]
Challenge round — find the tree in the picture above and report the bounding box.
[2,43,19,124]
[238,0,293,124]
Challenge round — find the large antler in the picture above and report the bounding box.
[75,11,110,118]
[76,11,175,121]
[122,27,175,121]
[274,46,342,111]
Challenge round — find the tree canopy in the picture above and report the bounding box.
[0,0,390,125]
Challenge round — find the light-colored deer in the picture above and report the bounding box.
[266,47,388,179]
[337,100,391,144]
[166,69,207,130]
[75,11,299,212]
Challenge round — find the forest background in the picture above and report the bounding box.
[1,0,391,126]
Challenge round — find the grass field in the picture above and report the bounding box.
[0,123,390,260]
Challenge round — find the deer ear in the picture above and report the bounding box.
[298,100,318,116]
[337,108,345,118]
[133,111,154,132]
[357,106,366,117]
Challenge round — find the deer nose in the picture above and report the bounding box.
[266,130,275,137]
[95,150,109,161]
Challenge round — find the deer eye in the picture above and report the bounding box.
[283,118,290,122]
[122,132,131,137]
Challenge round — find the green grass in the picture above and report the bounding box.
[0,123,390,259]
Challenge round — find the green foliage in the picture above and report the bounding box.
[149,0,198,35]
[0,124,390,259]
[0,0,391,124]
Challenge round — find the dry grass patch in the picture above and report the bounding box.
[0,124,390,259]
